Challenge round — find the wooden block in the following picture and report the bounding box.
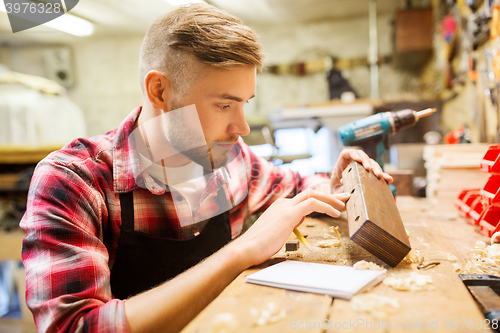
[342,161,411,267]
[286,240,299,252]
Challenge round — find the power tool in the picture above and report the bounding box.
[338,108,437,169]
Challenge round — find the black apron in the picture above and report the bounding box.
[110,189,232,300]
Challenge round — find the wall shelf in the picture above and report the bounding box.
[0,145,62,164]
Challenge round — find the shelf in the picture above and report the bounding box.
[0,230,24,261]
[0,145,62,164]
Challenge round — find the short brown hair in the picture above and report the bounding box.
[139,3,264,95]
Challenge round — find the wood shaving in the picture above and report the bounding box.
[402,248,420,264]
[492,232,500,245]
[425,251,458,262]
[286,251,305,259]
[350,293,400,318]
[459,241,500,276]
[353,260,384,270]
[210,313,238,333]
[418,250,460,271]
[329,226,342,239]
[320,226,342,247]
[250,302,286,326]
[383,272,433,291]
[317,239,341,248]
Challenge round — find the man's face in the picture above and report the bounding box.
[166,65,255,170]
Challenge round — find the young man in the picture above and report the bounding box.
[21,4,392,333]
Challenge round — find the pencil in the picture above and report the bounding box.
[293,227,312,251]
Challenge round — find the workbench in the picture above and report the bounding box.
[183,196,493,333]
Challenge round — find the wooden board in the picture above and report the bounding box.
[183,196,493,332]
[182,260,332,333]
[342,161,410,267]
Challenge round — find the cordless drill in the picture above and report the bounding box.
[338,108,437,169]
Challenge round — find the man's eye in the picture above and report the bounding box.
[219,105,230,110]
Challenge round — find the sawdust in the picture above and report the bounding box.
[316,226,342,248]
[317,239,342,248]
[383,272,434,291]
[402,248,420,264]
[353,260,384,270]
[210,313,239,333]
[322,254,337,262]
[250,302,286,326]
[350,293,400,318]
[285,251,305,259]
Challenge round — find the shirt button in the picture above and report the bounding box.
[176,195,183,202]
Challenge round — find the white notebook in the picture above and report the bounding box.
[245,260,386,300]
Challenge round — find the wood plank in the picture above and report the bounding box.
[182,215,350,333]
[183,197,492,332]
[182,260,332,333]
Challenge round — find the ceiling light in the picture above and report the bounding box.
[164,0,206,7]
[43,14,94,37]
[0,2,94,37]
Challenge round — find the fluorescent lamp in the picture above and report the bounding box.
[0,2,93,37]
[165,0,206,6]
[43,14,94,37]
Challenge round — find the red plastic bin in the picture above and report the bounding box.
[458,190,481,217]
[479,205,500,237]
[480,175,500,206]
[481,144,500,174]
[469,197,487,225]
[455,189,470,209]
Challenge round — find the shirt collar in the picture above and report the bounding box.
[112,106,165,194]
[112,106,227,196]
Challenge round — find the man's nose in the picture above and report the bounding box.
[230,106,250,137]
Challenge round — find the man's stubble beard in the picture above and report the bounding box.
[164,100,235,171]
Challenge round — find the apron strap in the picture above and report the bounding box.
[119,192,135,233]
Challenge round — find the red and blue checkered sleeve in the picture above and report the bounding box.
[238,139,329,214]
[20,158,129,333]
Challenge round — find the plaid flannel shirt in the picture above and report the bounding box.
[20,106,328,333]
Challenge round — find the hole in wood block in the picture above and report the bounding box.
[348,167,352,172]
[351,188,355,194]
[355,216,360,222]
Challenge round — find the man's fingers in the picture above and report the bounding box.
[295,198,341,219]
[349,150,392,181]
[382,172,394,183]
[292,189,347,210]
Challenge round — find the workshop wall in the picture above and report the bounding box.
[5,11,431,137]
[7,36,144,137]
[249,12,425,114]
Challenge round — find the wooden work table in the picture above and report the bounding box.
[183,196,493,333]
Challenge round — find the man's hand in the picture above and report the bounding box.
[234,189,350,268]
[330,149,393,194]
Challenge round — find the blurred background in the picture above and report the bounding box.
[1,0,499,330]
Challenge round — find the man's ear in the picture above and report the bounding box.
[144,70,173,111]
